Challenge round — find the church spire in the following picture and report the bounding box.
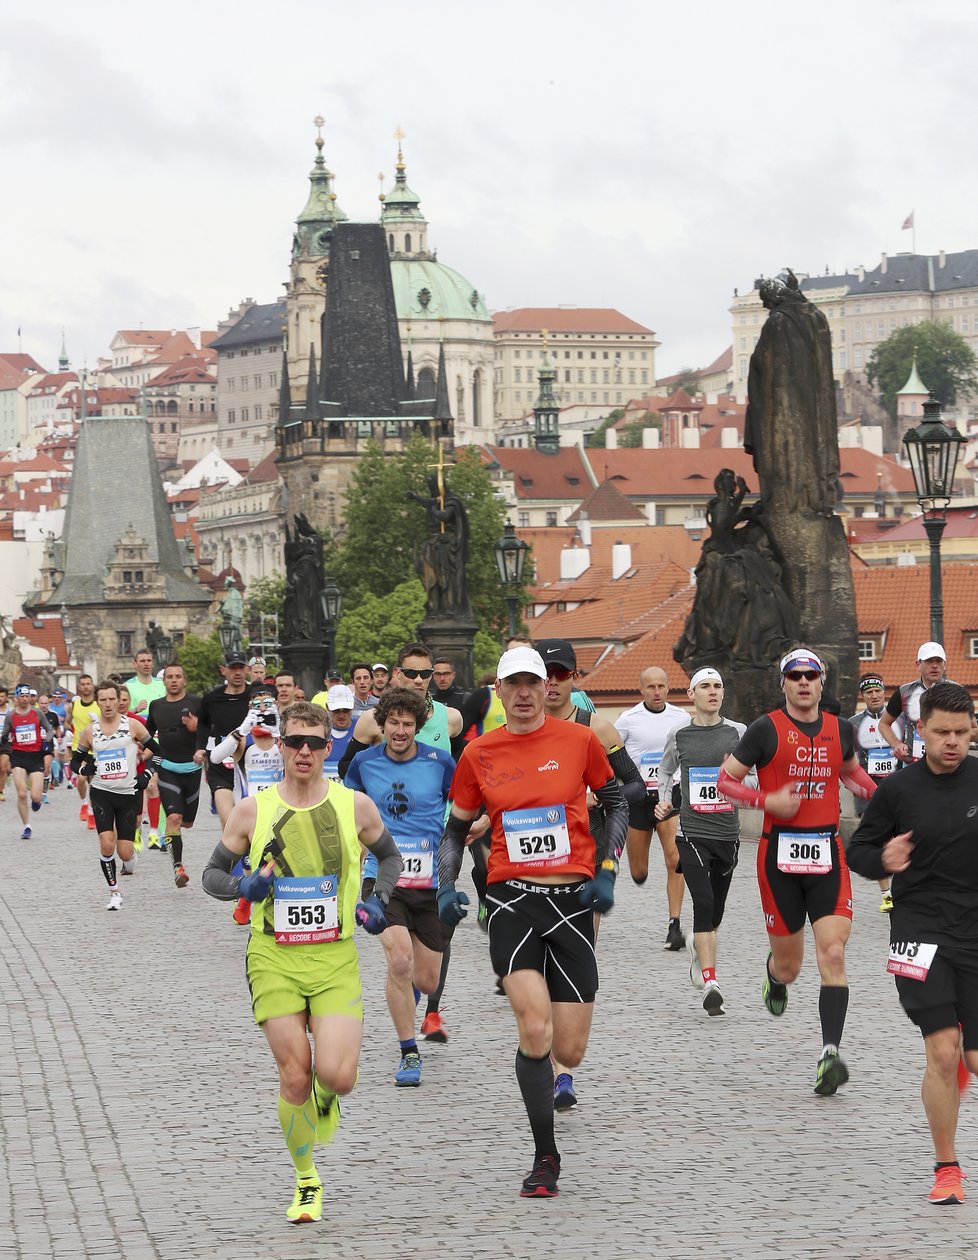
[279,346,292,417]
[58,330,69,372]
[381,127,430,259]
[533,330,560,454]
[304,343,321,420]
[293,115,348,262]
[433,340,452,422]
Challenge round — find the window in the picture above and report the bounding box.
[122,570,132,583]
[518,510,529,527]
[269,372,277,387]
[241,407,249,422]
[255,404,263,419]
[228,409,236,423]
[590,369,597,383]
[577,369,583,383]
[858,639,878,660]
[603,351,609,360]
[134,570,144,583]
[739,356,748,377]
[515,391,522,403]
[227,379,235,392]
[877,321,885,338]
[515,350,521,359]
[590,352,597,360]
[564,370,571,382]
[628,369,635,384]
[254,375,262,389]
[640,370,648,384]
[170,422,177,432]
[117,631,133,656]
[514,368,522,383]
[545,511,558,526]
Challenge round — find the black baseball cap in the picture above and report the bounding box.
[534,639,577,671]
[224,651,247,666]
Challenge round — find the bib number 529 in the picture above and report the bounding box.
[518,833,557,856]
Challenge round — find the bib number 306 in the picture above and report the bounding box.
[776,831,833,875]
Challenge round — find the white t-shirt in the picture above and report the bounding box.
[615,701,689,793]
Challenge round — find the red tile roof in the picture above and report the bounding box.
[116,330,172,344]
[660,388,701,411]
[529,562,692,642]
[243,450,281,484]
[146,357,217,387]
[485,445,592,500]
[522,524,701,585]
[565,479,647,523]
[12,616,69,667]
[492,308,654,335]
[27,372,77,394]
[0,362,30,390]
[858,505,978,541]
[0,353,46,373]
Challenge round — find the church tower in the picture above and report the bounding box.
[285,116,348,404]
[533,337,560,454]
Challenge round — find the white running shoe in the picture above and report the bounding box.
[120,856,137,876]
[687,935,704,989]
[107,889,122,911]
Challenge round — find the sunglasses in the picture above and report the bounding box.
[545,666,574,681]
[281,734,329,750]
[785,670,820,682]
[399,667,434,680]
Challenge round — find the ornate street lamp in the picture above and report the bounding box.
[217,618,236,659]
[494,522,531,638]
[903,394,966,644]
[319,577,342,672]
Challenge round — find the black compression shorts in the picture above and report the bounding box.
[893,936,978,1049]
[157,766,202,826]
[486,879,597,1003]
[90,786,140,842]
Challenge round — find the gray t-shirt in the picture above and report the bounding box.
[659,718,746,843]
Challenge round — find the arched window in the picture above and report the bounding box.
[417,366,436,399]
[405,233,412,253]
[167,399,178,414]
[472,368,482,427]
[389,233,394,253]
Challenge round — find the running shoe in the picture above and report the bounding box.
[312,1077,341,1145]
[42,793,49,805]
[880,891,894,913]
[120,856,137,876]
[687,936,704,989]
[146,833,161,850]
[232,897,252,925]
[395,1051,422,1087]
[133,829,144,853]
[31,799,41,813]
[20,826,32,840]
[703,981,725,1017]
[929,1164,965,1205]
[86,813,96,830]
[664,919,685,951]
[520,1153,560,1198]
[813,1049,850,1096]
[174,864,189,889]
[286,1178,323,1224]
[553,1073,577,1111]
[159,837,170,854]
[478,900,489,931]
[495,976,506,997]
[0,791,5,801]
[420,1011,448,1043]
[106,889,122,911]
[78,803,88,821]
[762,952,788,1016]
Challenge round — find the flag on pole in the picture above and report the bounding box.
[902,211,914,230]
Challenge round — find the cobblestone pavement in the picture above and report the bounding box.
[1,783,974,1259]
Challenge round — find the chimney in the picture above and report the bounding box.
[641,427,660,448]
[880,253,888,274]
[560,545,591,580]
[856,265,865,282]
[606,428,618,450]
[611,541,632,580]
[939,250,946,269]
[681,427,701,449]
[720,426,739,447]
[577,513,592,546]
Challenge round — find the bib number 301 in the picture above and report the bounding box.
[502,806,571,865]
[776,831,833,875]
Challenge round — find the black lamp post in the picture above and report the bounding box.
[494,522,531,638]
[903,394,966,645]
[217,618,235,659]
[320,577,342,672]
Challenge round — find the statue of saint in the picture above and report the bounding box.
[409,473,472,620]
[146,620,173,673]
[219,577,244,657]
[283,514,325,643]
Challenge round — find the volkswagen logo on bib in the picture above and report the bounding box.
[547,809,561,824]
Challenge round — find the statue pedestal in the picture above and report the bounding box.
[418,617,479,690]
[281,641,328,707]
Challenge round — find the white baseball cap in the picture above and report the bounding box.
[496,646,547,681]
[689,667,723,689]
[917,641,946,661]
[326,684,355,711]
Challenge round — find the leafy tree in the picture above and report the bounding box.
[673,367,701,396]
[473,629,504,681]
[586,409,625,448]
[244,572,285,620]
[866,321,978,418]
[177,630,224,695]
[334,578,427,668]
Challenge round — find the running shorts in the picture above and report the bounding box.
[628,784,681,831]
[384,887,453,953]
[206,761,235,796]
[892,935,978,1049]
[757,830,852,936]
[10,751,45,775]
[89,786,140,842]
[157,766,202,826]
[486,879,597,1003]
[245,933,363,1026]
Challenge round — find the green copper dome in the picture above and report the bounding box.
[390,257,490,322]
[897,354,929,395]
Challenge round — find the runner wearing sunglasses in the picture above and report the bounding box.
[717,646,877,1095]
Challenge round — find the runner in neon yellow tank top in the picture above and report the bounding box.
[203,700,403,1225]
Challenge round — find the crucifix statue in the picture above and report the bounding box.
[408,441,471,618]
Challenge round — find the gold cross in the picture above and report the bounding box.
[426,438,455,532]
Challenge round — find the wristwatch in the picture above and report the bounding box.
[600,858,618,875]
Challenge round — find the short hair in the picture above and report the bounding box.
[96,681,120,698]
[78,674,93,685]
[274,671,295,685]
[376,686,428,730]
[349,661,371,677]
[919,681,975,724]
[280,700,328,733]
[508,634,533,647]
[397,641,433,667]
[164,663,185,675]
[135,648,153,659]
[433,657,454,669]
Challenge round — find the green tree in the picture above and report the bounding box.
[177,630,223,695]
[673,368,701,396]
[333,578,427,668]
[473,629,504,681]
[586,409,625,448]
[244,571,285,662]
[867,321,978,417]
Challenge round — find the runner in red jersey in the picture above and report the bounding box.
[717,647,877,1096]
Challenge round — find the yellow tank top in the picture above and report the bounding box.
[249,782,361,943]
[70,697,100,750]
[481,690,506,734]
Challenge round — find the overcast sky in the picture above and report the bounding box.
[2,0,974,380]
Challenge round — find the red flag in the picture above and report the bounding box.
[902,211,914,230]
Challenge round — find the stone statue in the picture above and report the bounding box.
[283,513,324,643]
[219,577,244,657]
[409,474,473,620]
[146,620,172,673]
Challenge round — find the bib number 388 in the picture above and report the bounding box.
[776,831,833,875]
[502,806,571,865]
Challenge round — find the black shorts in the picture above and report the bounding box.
[89,786,140,842]
[628,785,680,831]
[10,751,45,775]
[892,933,978,1049]
[486,879,597,1003]
[207,761,235,795]
[385,886,454,953]
[157,766,202,826]
[757,830,853,937]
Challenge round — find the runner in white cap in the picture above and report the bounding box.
[879,642,951,765]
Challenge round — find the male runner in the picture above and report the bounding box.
[145,663,202,888]
[848,682,978,1204]
[275,672,298,710]
[717,647,877,1094]
[248,656,271,684]
[322,685,355,781]
[71,681,159,910]
[350,663,378,714]
[0,685,10,801]
[371,663,390,700]
[125,647,166,842]
[2,685,54,838]
[345,687,455,1086]
[201,700,403,1224]
[194,650,253,825]
[848,673,897,912]
[436,645,627,1197]
[69,675,100,827]
[657,668,747,1017]
[879,642,950,765]
[615,664,690,949]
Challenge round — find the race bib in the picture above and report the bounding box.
[867,748,896,777]
[911,732,925,761]
[776,831,833,875]
[247,764,282,791]
[886,940,937,981]
[688,766,733,813]
[640,752,662,789]
[502,805,571,866]
[14,725,36,747]
[273,875,339,944]
[96,747,127,780]
[397,846,434,890]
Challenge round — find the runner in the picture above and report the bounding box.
[717,646,877,1094]
[201,699,403,1224]
[848,673,897,912]
[71,681,159,910]
[370,663,390,700]
[879,641,951,765]
[146,663,203,888]
[345,687,455,1086]
[657,668,747,1017]
[275,672,298,710]
[847,682,978,1205]
[37,693,60,800]
[194,650,253,826]
[436,645,627,1198]
[321,685,355,782]
[350,662,378,714]
[248,656,271,685]
[69,675,100,828]
[614,665,690,949]
[125,648,166,844]
[2,685,54,838]
[0,686,10,802]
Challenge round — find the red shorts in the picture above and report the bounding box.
[756,829,852,936]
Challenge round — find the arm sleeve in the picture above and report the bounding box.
[210,731,240,764]
[364,825,403,905]
[338,736,370,781]
[607,744,647,805]
[592,777,628,864]
[201,841,242,900]
[144,703,158,738]
[436,812,474,888]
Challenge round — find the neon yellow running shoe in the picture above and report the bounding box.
[880,891,894,913]
[133,828,144,854]
[286,1178,323,1224]
[312,1077,340,1146]
[761,951,788,1016]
